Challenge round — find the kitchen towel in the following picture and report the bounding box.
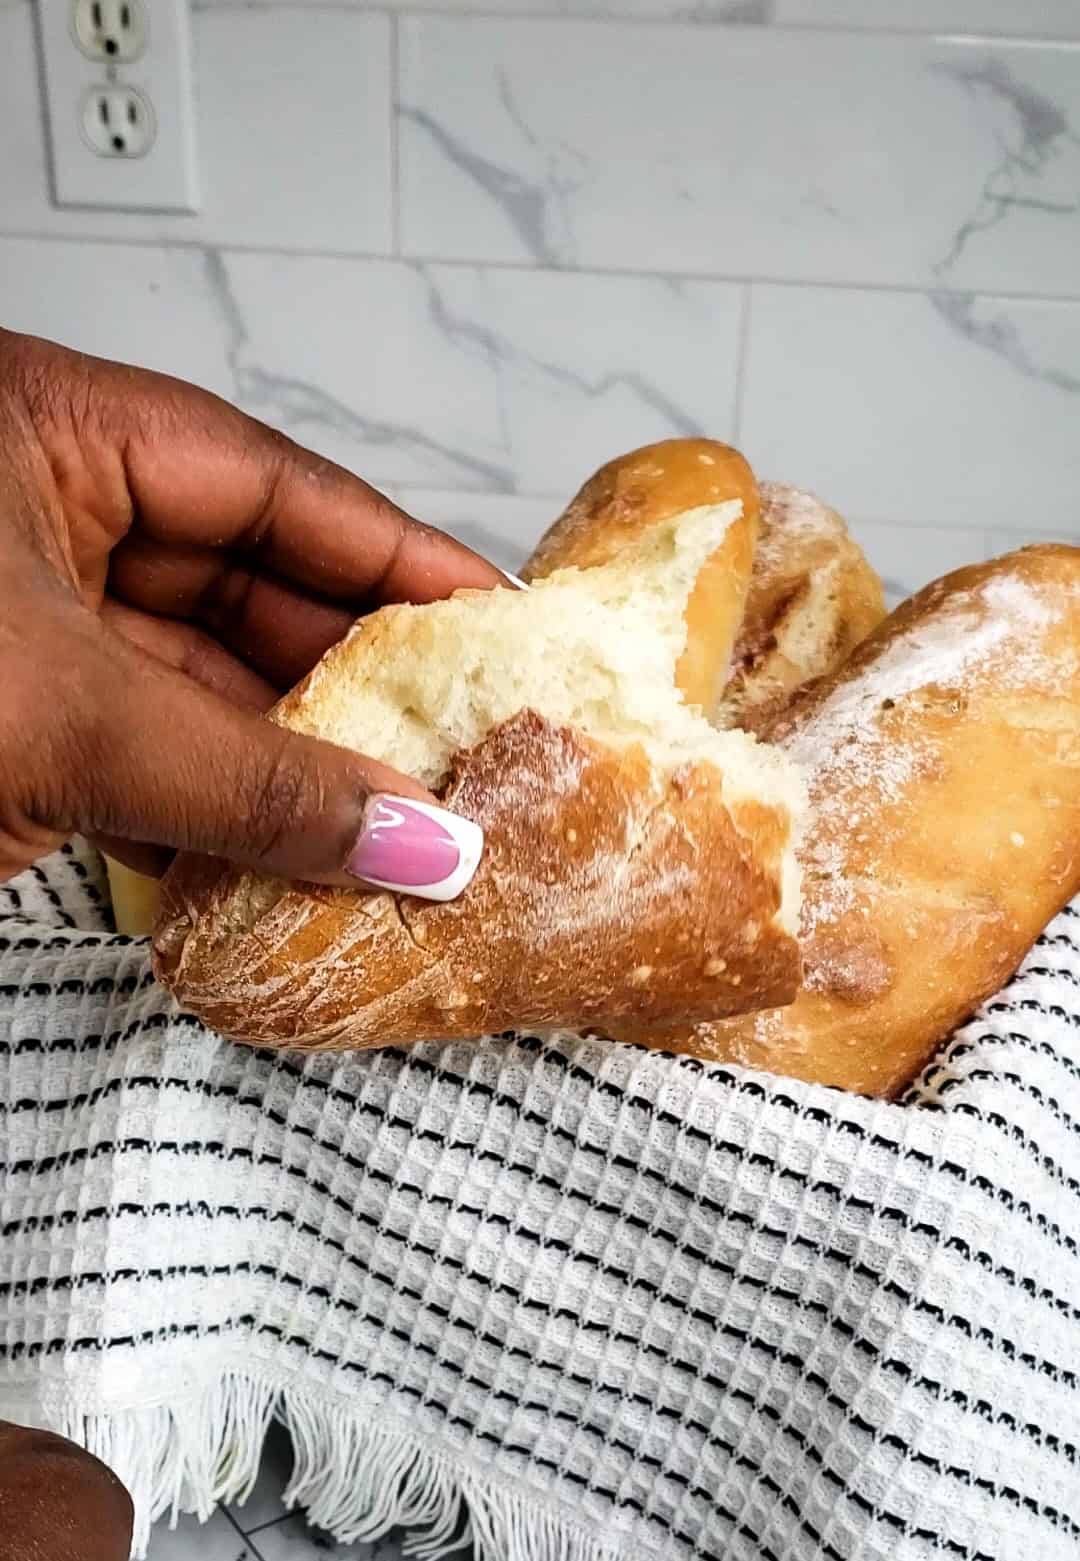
[1,838,1078,1561]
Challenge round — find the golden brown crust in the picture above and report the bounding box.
[622,545,1080,1097]
[153,710,800,1048]
[523,438,759,713]
[718,482,886,735]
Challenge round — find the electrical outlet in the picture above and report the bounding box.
[36,0,200,213]
[81,84,155,158]
[72,0,147,65]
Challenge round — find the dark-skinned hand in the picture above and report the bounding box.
[0,327,504,888]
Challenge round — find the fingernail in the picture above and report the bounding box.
[502,572,530,590]
[346,795,484,902]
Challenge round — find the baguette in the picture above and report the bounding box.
[114,453,876,946]
[152,448,806,1050]
[103,855,161,937]
[525,458,885,733]
[522,438,759,714]
[622,546,1080,1097]
[716,482,886,735]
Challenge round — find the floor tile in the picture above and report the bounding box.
[146,1506,255,1561]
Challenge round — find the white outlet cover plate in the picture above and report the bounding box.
[36,0,201,213]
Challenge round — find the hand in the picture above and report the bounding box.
[0,327,504,889]
[0,1421,133,1561]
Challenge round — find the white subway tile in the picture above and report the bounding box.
[0,4,391,253]
[740,283,1080,534]
[399,16,1080,296]
[0,237,742,500]
[0,237,235,394]
[209,250,744,496]
[846,521,991,608]
[775,1,1080,40]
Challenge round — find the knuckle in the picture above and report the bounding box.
[7,332,97,442]
[235,731,328,861]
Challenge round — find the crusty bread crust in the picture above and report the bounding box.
[523,438,759,714]
[621,545,1080,1097]
[154,710,800,1048]
[718,482,886,735]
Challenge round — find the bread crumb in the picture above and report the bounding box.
[630,965,653,985]
[704,957,727,976]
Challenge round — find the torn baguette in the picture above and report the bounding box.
[522,437,759,715]
[620,545,1080,1097]
[152,464,806,1050]
[524,454,886,734]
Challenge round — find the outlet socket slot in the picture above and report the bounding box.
[70,0,147,64]
[79,83,155,157]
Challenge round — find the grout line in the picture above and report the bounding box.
[244,1512,297,1536]
[730,282,752,444]
[221,1503,270,1558]
[389,11,402,256]
[2,227,1080,308]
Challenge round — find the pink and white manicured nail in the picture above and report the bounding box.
[346,795,484,902]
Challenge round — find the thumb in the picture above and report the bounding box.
[57,629,484,901]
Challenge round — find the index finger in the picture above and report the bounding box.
[89,351,507,605]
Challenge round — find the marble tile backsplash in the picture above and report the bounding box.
[398,19,1080,295]
[2,0,1078,603]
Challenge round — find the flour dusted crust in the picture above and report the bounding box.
[624,546,1080,1097]
[155,711,800,1049]
[717,482,886,735]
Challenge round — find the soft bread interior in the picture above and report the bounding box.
[278,500,805,931]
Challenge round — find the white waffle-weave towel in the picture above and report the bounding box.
[1,839,1079,1561]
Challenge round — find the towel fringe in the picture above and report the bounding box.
[60,1372,620,1561]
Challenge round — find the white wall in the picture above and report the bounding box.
[2,0,1078,600]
